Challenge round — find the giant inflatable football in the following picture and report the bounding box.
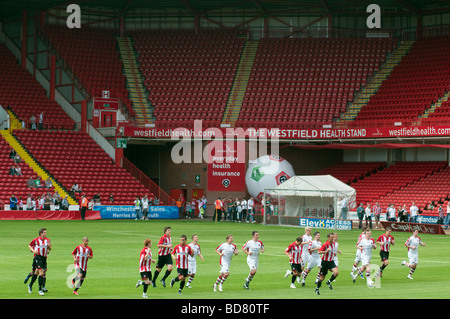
[245,154,295,199]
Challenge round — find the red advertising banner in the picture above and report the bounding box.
[122,124,450,141]
[380,221,446,235]
[207,141,246,192]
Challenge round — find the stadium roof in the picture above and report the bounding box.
[1,0,450,21]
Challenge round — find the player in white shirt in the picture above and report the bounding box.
[242,231,264,289]
[186,234,204,288]
[301,227,313,270]
[351,226,369,278]
[300,231,321,286]
[213,235,238,292]
[401,229,426,279]
[351,230,376,287]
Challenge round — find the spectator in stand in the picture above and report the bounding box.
[13,154,21,164]
[398,205,407,222]
[153,196,160,206]
[134,196,142,220]
[356,203,365,229]
[444,202,450,229]
[43,195,52,210]
[27,177,35,189]
[15,165,21,176]
[34,176,43,189]
[44,177,53,189]
[61,195,69,211]
[9,148,16,159]
[365,203,372,229]
[93,193,101,204]
[141,195,149,220]
[437,204,444,225]
[387,204,396,222]
[373,202,382,229]
[109,193,114,204]
[26,194,33,210]
[38,112,44,131]
[340,196,348,220]
[8,165,16,176]
[409,202,419,223]
[18,197,24,210]
[247,197,255,223]
[30,114,36,130]
[0,199,5,210]
[71,183,82,194]
[10,194,18,210]
[31,196,37,211]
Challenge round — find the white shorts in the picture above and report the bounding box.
[361,253,372,266]
[188,260,197,275]
[247,257,259,271]
[408,253,418,265]
[220,262,231,274]
[301,252,310,267]
[306,256,321,270]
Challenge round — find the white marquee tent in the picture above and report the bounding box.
[265,175,356,219]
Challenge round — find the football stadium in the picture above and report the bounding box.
[0,0,449,307]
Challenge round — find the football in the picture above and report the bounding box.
[245,154,295,199]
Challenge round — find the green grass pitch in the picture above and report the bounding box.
[1,219,449,300]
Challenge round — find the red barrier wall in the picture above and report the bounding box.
[0,210,101,220]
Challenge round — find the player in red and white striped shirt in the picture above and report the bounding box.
[27,228,51,295]
[170,235,193,295]
[71,237,93,295]
[284,237,303,288]
[315,233,339,295]
[136,238,155,298]
[376,227,395,278]
[152,226,173,287]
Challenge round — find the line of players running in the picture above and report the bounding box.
[284,226,426,294]
[24,225,426,297]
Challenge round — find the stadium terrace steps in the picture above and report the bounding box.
[222,40,259,126]
[352,35,450,126]
[414,91,450,124]
[117,37,153,126]
[132,29,246,129]
[337,41,414,126]
[236,38,397,130]
[0,130,76,205]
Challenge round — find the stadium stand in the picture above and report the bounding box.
[13,130,155,206]
[132,29,246,129]
[315,162,386,185]
[0,134,53,206]
[0,44,75,130]
[41,25,131,109]
[373,164,450,214]
[353,35,450,126]
[351,161,447,206]
[236,38,397,129]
